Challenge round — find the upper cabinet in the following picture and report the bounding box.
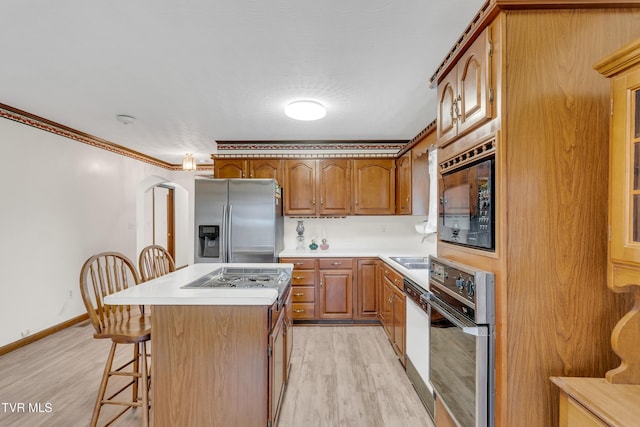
[283,159,351,216]
[596,39,640,290]
[249,159,283,182]
[437,27,493,147]
[214,158,283,182]
[395,152,412,215]
[214,159,246,178]
[595,37,640,386]
[284,159,317,215]
[352,159,396,215]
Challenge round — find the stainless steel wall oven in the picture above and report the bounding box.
[421,256,495,427]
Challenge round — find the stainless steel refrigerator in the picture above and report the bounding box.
[194,179,284,263]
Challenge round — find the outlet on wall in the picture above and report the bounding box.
[381,225,387,233]
[67,289,73,298]
[21,329,29,337]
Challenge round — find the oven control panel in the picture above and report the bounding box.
[428,255,495,325]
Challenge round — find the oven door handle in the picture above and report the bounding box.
[462,326,489,337]
[425,291,483,335]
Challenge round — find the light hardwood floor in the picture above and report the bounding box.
[0,322,433,427]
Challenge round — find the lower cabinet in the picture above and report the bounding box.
[355,258,379,320]
[380,261,406,365]
[269,306,286,426]
[319,258,353,320]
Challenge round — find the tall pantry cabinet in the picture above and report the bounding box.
[431,2,640,427]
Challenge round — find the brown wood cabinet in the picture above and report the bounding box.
[151,293,291,427]
[249,159,283,181]
[380,262,405,365]
[352,159,396,215]
[437,26,493,147]
[214,158,283,182]
[282,257,317,320]
[283,257,382,323]
[552,377,640,427]
[595,37,640,386]
[395,152,412,214]
[214,158,246,178]
[432,4,640,427]
[318,258,353,320]
[283,159,351,216]
[354,258,379,320]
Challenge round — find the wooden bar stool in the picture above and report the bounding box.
[79,252,151,426]
[138,245,176,282]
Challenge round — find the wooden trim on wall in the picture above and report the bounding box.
[0,102,198,171]
[0,313,89,356]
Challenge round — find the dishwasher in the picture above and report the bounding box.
[404,277,434,418]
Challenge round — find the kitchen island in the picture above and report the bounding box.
[104,263,294,427]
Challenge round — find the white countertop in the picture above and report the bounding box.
[104,263,294,306]
[279,248,430,290]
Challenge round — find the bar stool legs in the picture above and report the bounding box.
[90,341,150,427]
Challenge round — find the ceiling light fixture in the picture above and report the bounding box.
[116,114,136,125]
[284,100,327,121]
[182,153,197,171]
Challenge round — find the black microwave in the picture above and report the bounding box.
[439,156,495,251]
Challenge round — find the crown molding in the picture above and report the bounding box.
[0,102,192,170]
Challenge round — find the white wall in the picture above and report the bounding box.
[0,117,194,347]
[283,215,436,255]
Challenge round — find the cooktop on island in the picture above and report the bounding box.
[181,266,291,301]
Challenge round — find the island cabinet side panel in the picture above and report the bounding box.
[152,305,270,427]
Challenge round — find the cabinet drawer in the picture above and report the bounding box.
[282,258,315,270]
[382,264,403,290]
[291,303,315,320]
[319,258,353,270]
[291,286,315,303]
[291,271,316,286]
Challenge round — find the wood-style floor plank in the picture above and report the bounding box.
[0,322,432,427]
[279,326,433,427]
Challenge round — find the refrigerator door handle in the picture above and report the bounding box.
[221,205,228,263]
[227,204,233,262]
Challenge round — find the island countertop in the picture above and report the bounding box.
[104,262,293,306]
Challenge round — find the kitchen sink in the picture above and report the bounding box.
[390,257,429,270]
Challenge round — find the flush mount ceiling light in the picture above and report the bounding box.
[284,100,327,121]
[116,114,136,125]
[182,153,197,171]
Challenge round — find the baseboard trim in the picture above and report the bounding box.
[0,313,89,356]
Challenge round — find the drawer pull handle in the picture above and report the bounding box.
[295,262,304,266]
[293,309,305,313]
[293,292,304,296]
[293,276,304,280]
[331,262,342,266]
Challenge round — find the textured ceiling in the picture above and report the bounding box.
[1,0,484,165]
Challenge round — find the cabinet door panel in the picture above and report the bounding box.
[356,259,378,319]
[319,270,353,319]
[458,28,492,135]
[250,159,282,182]
[396,153,412,214]
[352,159,395,215]
[437,77,458,145]
[318,159,351,215]
[214,159,246,178]
[284,160,317,215]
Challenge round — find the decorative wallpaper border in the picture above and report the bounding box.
[215,140,408,158]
